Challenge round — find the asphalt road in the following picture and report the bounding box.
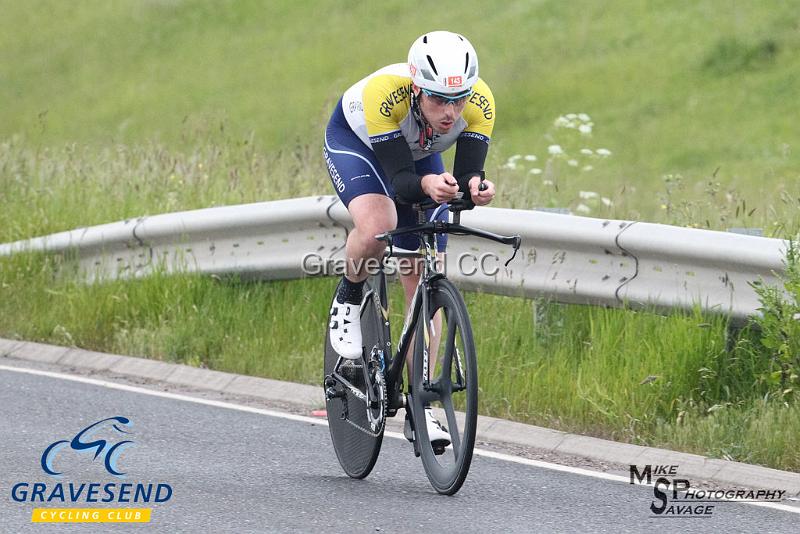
[1,365,797,533]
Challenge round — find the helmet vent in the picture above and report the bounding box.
[464,53,470,73]
[426,55,439,75]
[423,35,428,44]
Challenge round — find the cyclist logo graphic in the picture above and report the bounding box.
[40,416,134,478]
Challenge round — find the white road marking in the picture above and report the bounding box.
[2,364,798,515]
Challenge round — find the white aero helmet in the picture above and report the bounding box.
[408,31,479,97]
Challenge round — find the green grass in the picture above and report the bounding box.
[0,253,331,382]
[3,126,800,246]
[2,252,798,470]
[0,132,326,242]
[3,1,800,234]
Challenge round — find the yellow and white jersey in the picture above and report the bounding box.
[341,63,495,161]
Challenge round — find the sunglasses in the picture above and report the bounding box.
[421,88,472,106]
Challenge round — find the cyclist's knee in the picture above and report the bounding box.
[349,194,397,254]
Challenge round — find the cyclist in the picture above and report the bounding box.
[323,30,496,447]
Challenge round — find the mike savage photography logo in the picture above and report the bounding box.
[10,416,173,524]
[629,464,785,518]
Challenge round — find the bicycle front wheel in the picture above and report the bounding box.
[411,278,478,495]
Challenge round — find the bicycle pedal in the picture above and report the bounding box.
[432,438,450,455]
[325,387,344,400]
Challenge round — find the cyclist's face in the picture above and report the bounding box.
[414,86,468,134]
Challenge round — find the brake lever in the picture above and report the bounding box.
[504,236,522,267]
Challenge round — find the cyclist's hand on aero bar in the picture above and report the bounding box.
[421,173,460,204]
[469,175,495,206]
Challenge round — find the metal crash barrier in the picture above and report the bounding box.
[0,195,787,322]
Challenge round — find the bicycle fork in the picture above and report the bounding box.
[403,393,422,458]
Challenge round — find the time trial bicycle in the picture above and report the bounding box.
[323,192,520,495]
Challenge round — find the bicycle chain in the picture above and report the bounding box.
[344,415,384,438]
[340,359,386,439]
[329,390,383,438]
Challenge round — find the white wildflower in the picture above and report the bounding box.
[554,116,570,128]
[580,148,593,156]
[602,197,613,207]
[502,162,518,170]
[509,154,522,162]
[579,191,598,199]
[578,124,592,135]
[566,113,577,120]
[582,165,594,172]
[548,144,563,155]
[578,113,591,122]
[542,179,554,186]
[524,154,538,161]
[567,159,579,167]
[596,148,612,157]
[575,203,592,214]
[529,168,543,175]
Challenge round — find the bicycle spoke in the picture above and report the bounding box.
[437,311,457,382]
[441,392,461,457]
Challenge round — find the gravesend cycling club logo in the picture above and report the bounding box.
[10,416,174,524]
[41,416,134,477]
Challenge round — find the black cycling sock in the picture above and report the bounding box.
[336,276,365,305]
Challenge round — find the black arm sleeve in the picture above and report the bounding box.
[371,137,426,203]
[452,136,489,192]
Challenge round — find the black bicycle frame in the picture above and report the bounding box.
[328,198,520,415]
[381,235,444,410]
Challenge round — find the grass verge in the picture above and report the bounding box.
[1,252,797,471]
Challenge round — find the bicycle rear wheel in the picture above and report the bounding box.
[323,277,386,479]
[410,278,478,495]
